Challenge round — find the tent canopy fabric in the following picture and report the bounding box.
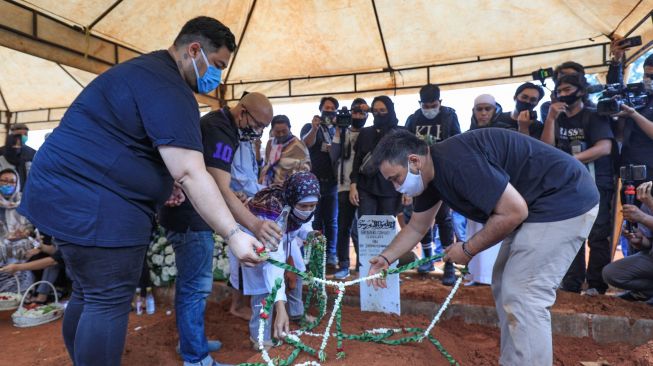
[0,0,652,133]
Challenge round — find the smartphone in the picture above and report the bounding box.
[619,36,642,48]
[620,164,647,181]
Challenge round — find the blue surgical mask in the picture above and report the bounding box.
[20,135,27,145]
[0,185,15,196]
[191,48,222,94]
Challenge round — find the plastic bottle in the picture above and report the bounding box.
[267,206,290,251]
[145,287,155,315]
[134,287,143,316]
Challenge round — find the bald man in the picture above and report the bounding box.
[158,92,279,364]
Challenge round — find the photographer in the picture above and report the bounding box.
[603,181,653,304]
[542,73,615,296]
[301,97,339,267]
[493,82,545,138]
[615,53,653,182]
[404,85,458,283]
[330,98,369,279]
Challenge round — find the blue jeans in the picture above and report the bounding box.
[452,211,467,242]
[313,184,338,260]
[168,230,215,365]
[58,241,146,366]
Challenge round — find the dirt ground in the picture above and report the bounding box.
[2,280,653,366]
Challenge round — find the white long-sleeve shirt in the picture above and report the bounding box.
[228,220,312,303]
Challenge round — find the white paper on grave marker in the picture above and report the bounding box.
[358,215,400,315]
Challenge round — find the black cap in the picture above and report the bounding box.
[10,123,28,131]
[419,84,440,103]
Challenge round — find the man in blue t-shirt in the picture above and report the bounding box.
[18,17,263,366]
[367,128,599,366]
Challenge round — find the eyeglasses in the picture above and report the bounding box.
[474,106,494,112]
[0,180,16,185]
[245,110,267,132]
[351,108,368,114]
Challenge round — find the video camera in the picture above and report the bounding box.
[320,107,353,128]
[594,83,649,116]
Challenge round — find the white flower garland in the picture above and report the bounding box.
[317,283,345,361]
[257,307,274,366]
[419,275,463,341]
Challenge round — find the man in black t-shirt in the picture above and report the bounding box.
[405,84,459,282]
[158,92,278,365]
[367,128,598,366]
[617,54,653,181]
[492,82,545,139]
[541,74,614,296]
[301,97,339,267]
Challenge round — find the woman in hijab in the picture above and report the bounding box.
[228,171,320,350]
[350,96,403,221]
[0,168,37,293]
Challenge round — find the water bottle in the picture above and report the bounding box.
[134,287,143,316]
[267,206,290,252]
[145,287,155,315]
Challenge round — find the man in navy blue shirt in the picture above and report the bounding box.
[368,129,599,366]
[18,17,262,366]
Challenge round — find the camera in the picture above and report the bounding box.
[532,68,554,84]
[620,164,647,183]
[320,111,337,126]
[595,83,649,116]
[335,107,352,128]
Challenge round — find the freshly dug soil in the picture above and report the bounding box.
[1,296,650,366]
[334,270,653,320]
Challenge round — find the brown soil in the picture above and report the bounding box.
[1,296,650,366]
[333,268,653,320]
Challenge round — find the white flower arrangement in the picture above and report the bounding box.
[147,226,231,287]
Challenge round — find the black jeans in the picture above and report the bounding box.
[58,241,147,366]
[336,190,359,268]
[312,183,338,259]
[561,186,613,293]
[358,188,401,217]
[420,202,454,248]
[603,251,653,298]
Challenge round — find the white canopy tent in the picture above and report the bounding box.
[0,0,651,139]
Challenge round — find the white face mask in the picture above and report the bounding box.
[396,160,425,197]
[293,207,314,221]
[421,107,440,119]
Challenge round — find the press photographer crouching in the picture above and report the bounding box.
[541,73,615,296]
[603,181,653,305]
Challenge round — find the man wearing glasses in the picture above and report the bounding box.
[404,84,460,284]
[158,91,279,365]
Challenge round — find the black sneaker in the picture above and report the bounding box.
[441,262,456,286]
[617,291,648,302]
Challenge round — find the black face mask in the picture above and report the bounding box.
[320,111,337,125]
[351,117,367,129]
[515,100,536,112]
[557,92,581,106]
[373,114,394,130]
[274,134,293,144]
[239,126,262,141]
